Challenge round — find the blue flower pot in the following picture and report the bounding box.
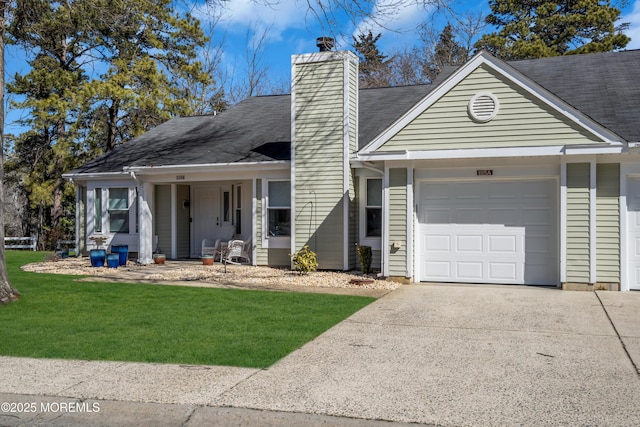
[110,244,128,266]
[90,249,106,267]
[106,253,119,268]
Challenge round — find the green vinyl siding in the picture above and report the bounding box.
[255,179,268,266]
[388,168,407,277]
[596,164,620,282]
[292,53,358,270]
[379,64,602,152]
[566,163,591,283]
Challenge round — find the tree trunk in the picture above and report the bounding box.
[0,0,20,303]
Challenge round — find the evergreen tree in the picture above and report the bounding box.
[0,0,20,303]
[6,0,211,245]
[424,23,469,81]
[352,31,392,88]
[475,0,630,59]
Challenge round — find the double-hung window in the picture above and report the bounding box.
[108,188,130,233]
[366,178,382,238]
[267,181,291,237]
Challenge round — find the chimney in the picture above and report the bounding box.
[290,39,359,270]
[316,36,335,52]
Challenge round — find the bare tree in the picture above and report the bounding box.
[227,25,272,104]
[0,0,20,304]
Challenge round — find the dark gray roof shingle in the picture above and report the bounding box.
[71,49,640,174]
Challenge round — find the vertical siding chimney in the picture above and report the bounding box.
[290,41,359,270]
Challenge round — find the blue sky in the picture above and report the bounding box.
[5,0,640,134]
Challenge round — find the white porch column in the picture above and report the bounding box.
[171,184,177,259]
[138,182,154,264]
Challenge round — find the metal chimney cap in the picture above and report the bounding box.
[316,36,335,52]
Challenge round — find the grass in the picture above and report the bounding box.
[0,251,375,368]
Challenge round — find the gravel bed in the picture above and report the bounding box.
[22,257,398,291]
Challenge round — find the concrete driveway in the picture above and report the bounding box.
[1,284,639,426]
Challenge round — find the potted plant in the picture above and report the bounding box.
[89,235,108,267]
[153,253,166,264]
[201,255,214,265]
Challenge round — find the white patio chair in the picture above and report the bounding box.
[223,237,251,265]
[201,225,236,261]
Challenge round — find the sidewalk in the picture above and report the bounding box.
[1,285,639,426]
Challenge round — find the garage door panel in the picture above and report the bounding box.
[456,262,483,281]
[456,208,483,223]
[488,235,518,253]
[522,209,552,225]
[488,208,518,224]
[423,209,451,223]
[419,179,557,286]
[425,261,451,279]
[425,234,450,251]
[488,262,519,282]
[457,235,483,252]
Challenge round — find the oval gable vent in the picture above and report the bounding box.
[468,93,499,123]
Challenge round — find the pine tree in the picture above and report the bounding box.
[7,0,211,246]
[352,31,392,88]
[424,23,469,81]
[0,0,20,303]
[475,0,630,59]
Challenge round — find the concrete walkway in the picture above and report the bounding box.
[1,284,639,426]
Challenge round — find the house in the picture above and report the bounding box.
[64,42,640,291]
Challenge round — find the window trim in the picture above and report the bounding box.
[359,176,382,250]
[87,183,138,237]
[263,179,291,249]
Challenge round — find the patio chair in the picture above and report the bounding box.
[223,237,252,265]
[201,226,236,260]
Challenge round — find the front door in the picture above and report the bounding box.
[192,185,234,257]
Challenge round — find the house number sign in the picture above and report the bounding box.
[476,170,493,176]
[176,175,185,180]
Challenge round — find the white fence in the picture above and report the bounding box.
[4,236,37,251]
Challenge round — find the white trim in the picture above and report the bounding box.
[252,178,257,266]
[590,161,597,284]
[123,161,289,175]
[262,179,292,250]
[343,57,350,271]
[382,165,390,277]
[290,55,297,258]
[356,145,625,162]
[170,184,177,260]
[620,166,629,291]
[358,176,382,251]
[406,166,414,280]
[560,161,567,283]
[360,51,623,154]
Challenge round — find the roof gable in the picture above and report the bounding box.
[360,51,625,155]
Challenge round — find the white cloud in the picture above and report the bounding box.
[194,0,312,42]
[350,0,435,52]
[622,0,640,49]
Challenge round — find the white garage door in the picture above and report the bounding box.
[627,178,640,290]
[418,180,558,285]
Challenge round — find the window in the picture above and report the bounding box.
[108,188,129,233]
[268,181,291,236]
[94,188,102,233]
[223,190,230,222]
[366,178,382,237]
[235,186,242,235]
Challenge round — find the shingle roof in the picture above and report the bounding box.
[508,49,640,142]
[71,49,640,174]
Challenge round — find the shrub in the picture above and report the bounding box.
[291,245,318,274]
[357,245,372,274]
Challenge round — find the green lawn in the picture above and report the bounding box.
[0,251,374,368]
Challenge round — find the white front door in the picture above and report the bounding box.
[418,179,558,285]
[192,186,221,257]
[627,178,640,290]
